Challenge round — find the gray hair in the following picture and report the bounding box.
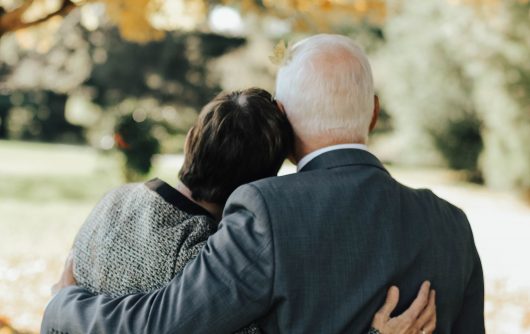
[275,34,374,143]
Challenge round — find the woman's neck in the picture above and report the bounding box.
[175,181,223,221]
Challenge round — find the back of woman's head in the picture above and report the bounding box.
[179,88,293,205]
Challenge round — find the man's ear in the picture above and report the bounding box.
[369,95,380,132]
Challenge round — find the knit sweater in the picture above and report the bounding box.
[73,178,259,334]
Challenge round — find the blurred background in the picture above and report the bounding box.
[0,0,529,333]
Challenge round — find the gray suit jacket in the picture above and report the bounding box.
[41,149,484,334]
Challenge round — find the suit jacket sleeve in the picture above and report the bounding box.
[451,213,485,333]
[40,184,275,334]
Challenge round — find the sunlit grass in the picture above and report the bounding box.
[0,140,181,332]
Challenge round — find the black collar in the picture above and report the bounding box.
[145,178,213,218]
[300,148,389,175]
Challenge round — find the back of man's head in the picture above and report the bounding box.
[275,34,374,144]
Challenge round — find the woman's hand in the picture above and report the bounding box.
[370,281,436,334]
[51,251,77,296]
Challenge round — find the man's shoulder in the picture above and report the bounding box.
[225,173,310,210]
[414,186,466,217]
[251,172,303,186]
[398,184,472,237]
[246,171,313,195]
[240,169,469,221]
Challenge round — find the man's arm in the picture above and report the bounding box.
[41,184,275,334]
[452,213,485,333]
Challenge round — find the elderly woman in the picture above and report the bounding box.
[54,88,435,334]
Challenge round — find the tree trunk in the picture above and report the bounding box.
[0,96,9,139]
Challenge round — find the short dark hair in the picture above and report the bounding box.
[178,88,293,205]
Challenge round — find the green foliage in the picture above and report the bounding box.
[429,115,483,182]
[85,29,245,109]
[5,91,85,143]
[0,93,10,139]
[114,114,160,181]
[378,0,530,193]
[0,18,246,149]
[471,1,530,193]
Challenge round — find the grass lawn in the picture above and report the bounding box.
[0,140,180,332]
[1,140,529,333]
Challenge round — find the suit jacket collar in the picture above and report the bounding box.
[299,148,389,175]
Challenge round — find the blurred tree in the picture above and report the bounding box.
[377,3,484,175]
[85,28,245,109]
[0,93,9,138]
[0,0,76,38]
[81,27,246,160]
[378,0,530,194]
[0,10,245,146]
[5,90,85,142]
[1,0,515,45]
[469,0,530,196]
[0,0,388,43]
[1,0,528,193]
[0,59,11,139]
[114,113,160,181]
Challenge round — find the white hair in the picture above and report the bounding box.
[275,34,374,143]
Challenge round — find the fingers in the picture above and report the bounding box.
[400,281,431,320]
[423,314,436,333]
[371,286,399,330]
[51,282,60,296]
[416,290,436,333]
[379,286,400,318]
[51,252,77,296]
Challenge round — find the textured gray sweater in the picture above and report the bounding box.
[73,178,259,333]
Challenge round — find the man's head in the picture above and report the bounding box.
[179,88,293,206]
[275,34,377,155]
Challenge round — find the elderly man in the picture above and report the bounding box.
[41,34,483,333]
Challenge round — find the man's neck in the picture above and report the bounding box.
[291,135,367,165]
[295,143,369,172]
[175,182,223,220]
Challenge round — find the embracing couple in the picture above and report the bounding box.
[41,34,484,334]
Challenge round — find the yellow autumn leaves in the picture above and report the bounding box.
[102,0,509,43]
[2,0,513,43]
[99,0,390,42]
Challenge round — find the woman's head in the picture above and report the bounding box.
[179,88,293,205]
